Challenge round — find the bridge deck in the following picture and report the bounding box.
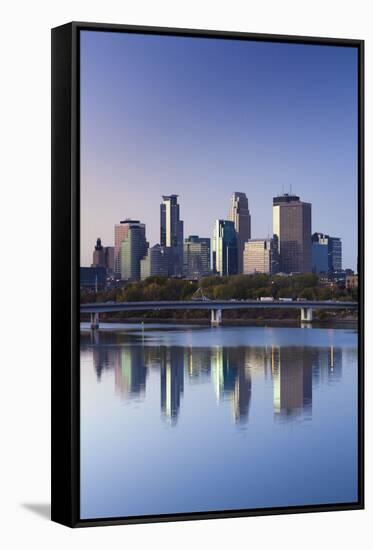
[80,300,358,314]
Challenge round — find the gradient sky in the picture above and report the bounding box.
[80,30,358,269]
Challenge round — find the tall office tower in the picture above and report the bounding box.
[114,220,139,275]
[328,236,342,273]
[140,244,171,280]
[311,233,329,274]
[273,193,312,273]
[228,192,251,273]
[212,220,238,276]
[160,195,184,276]
[119,221,148,281]
[183,235,211,279]
[243,237,279,275]
[311,233,342,275]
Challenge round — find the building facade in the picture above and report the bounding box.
[92,238,114,272]
[243,237,279,275]
[119,221,148,281]
[312,233,342,275]
[183,235,211,279]
[311,233,329,274]
[273,194,312,273]
[80,266,106,291]
[328,236,342,273]
[140,244,170,280]
[114,219,141,275]
[228,192,251,274]
[160,195,184,276]
[212,220,238,276]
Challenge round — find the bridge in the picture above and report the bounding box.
[80,299,358,329]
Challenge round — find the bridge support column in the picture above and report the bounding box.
[300,307,313,323]
[90,312,99,330]
[211,309,222,327]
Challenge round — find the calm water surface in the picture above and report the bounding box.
[80,324,358,519]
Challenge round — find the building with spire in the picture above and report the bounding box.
[228,192,251,273]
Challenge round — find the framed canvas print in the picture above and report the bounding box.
[51,22,364,527]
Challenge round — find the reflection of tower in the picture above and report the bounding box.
[184,347,212,382]
[160,347,184,424]
[114,347,147,397]
[212,347,251,424]
[312,346,343,385]
[233,366,252,424]
[328,346,342,381]
[272,346,312,419]
[92,345,112,381]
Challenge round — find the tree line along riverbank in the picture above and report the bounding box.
[80,273,358,322]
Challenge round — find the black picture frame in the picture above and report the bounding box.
[51,21,364,528]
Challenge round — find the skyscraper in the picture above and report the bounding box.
[160,195,184,276]
[212,220,238,276]
[328,236,342,273]
[273,194,312,273]
[183,235,211,279]
[114,220,140,275]
[243,237,279,275]
[312,233,329,274]
[312,233,342,274]
[228,192,251,273]
[119,221,148,281]
[140,244,170,280]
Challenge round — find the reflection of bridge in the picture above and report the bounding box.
[80,299,358,329]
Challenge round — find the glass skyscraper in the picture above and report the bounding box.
[140,244,170,280]
[312,233,342,274]
[114,219,141,275]
[328,236,342,272]
[212,220,238,276]
[183,235,211,279]
[273,194,312,273]
[160,195,184,276]
[120,221,148,281]
[228,192,251,274]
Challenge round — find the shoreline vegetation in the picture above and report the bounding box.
[80,273,357,325]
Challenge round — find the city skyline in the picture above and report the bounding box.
[80,31,358,269]
[84,190,348,278]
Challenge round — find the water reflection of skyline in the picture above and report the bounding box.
[85,335,345,426]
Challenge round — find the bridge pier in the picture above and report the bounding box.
[211,308,222,327]
[300,307,313,323]
[90,312,100,330]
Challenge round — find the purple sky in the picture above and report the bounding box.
[80,30,358,270]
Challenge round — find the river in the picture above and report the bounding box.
[80,323,358,519]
